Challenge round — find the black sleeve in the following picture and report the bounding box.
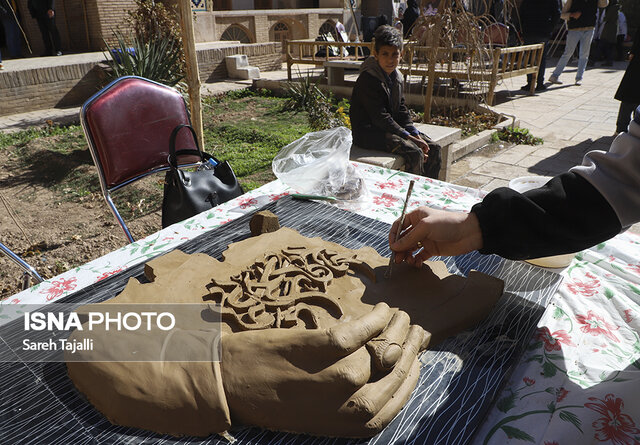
[471,172,622,260]
[396,95,415,130]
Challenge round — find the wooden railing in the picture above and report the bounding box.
[285,39,544,120]
[401,43,545,118]
[285,39,374,80]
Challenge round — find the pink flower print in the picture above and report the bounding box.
[269,192,290,202]
[96,268,124,282]
[373,193,399,207]
[536,327,577,352]
[576,310,620,343]
[556,387,569,403]
[443,189,465,200]
[10,298,20,304]
[585,394,640,445]
[566,272,601,297]
[623,309,633,323]
[375,180,401,190]
[219,219,233,225]
[523,377,535,386]
[237,197,258,209]
[626,263,640,275]
[40,277,77,301]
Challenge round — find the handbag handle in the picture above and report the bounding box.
[168,124,220,168]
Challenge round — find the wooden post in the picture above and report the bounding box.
[178,0,204,149]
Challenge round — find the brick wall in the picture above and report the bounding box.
[0,62,106,115]
[198,42,283,82]
[0,42,282,116]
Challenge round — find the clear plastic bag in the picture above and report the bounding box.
[272,127,368,204]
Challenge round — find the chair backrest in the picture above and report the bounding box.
[81,76,197,192]
[81,76,200,242]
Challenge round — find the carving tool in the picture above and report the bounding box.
[385,180,415,279]
[291,194,338,202]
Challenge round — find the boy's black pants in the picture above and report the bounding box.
[384,133,442,179]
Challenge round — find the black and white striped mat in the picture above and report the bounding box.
[0,197,562,444]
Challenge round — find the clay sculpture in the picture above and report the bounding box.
[66,227,503,439]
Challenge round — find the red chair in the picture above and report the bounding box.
[81,76,200,243]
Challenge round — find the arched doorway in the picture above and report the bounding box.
[220,25,254,43]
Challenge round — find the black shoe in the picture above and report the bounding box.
[520,84,532,91]
[535,84,547,91]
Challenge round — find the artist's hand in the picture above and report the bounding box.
[570,11,581,19]
[47,9,55,18]
[221,303,427,437]
[389,206,484,266]
[408,134,429,161]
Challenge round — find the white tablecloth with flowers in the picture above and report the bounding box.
[4,162,640,444]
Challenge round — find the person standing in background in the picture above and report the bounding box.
[0,0,22,58]
[615,7,627,61]
[549,0,609,86]
[27,0,62,57]
[519,0,561,91]
[614,29,640,134]
[598,0,620,66]
[401,0,420,38]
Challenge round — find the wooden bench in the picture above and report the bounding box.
[401,43,545,119]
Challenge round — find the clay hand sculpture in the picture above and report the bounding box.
[66,227,503,439]
[222,303,424,437]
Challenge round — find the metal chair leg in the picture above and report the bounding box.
[0,242,44,290]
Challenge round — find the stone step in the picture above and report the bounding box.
[225,55,260,80]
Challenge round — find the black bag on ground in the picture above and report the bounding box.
[162,124,243,228]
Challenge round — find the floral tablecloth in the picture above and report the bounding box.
[4,162,640,444]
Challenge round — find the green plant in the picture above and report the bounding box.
[126,0,185,72]
[283,69,326,112]
[104,29,184,86]
[494,126,543,145]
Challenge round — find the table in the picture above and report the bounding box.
[4,162,640,444]
[324,60,362,86]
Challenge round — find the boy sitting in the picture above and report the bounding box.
[350,25,442,179]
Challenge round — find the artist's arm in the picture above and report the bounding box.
[390,175,620,263]
[390,121,640,261]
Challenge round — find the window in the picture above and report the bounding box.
[221,25,253,43]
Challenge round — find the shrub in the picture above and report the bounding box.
[493,126,543,145]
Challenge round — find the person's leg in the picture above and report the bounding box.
[46,17,62,53]
[1,16,23,58]
[616,101,638,133]
[537,38,550,88]
[385,134,424,175]
[418,134,442,179]
[576,28,595,82]
[602,41,614,65]
[551,29,580,80]
[36,16,53,56]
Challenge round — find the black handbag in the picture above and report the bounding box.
[162,124,243,228]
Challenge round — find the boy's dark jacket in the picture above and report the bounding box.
[350,56,416,149]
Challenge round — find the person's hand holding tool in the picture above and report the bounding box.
[388,206,484,266]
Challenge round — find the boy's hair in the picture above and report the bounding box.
[374,25,403,52]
